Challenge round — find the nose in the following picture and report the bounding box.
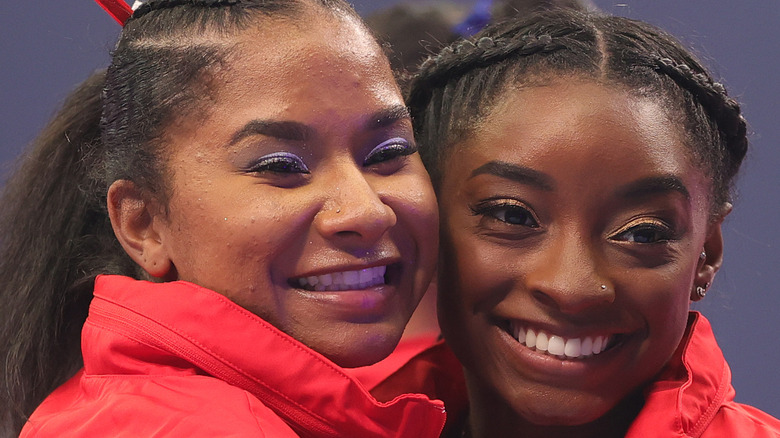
[524,234,614,314]
[315,162,397,245]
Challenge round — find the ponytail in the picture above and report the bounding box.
[0,70,139,435]
[2,1,370,435]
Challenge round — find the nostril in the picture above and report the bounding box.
[334,230,361,238]
[532,289,558,308]
[316,201,397,243]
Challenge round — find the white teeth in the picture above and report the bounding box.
[510,322,614,360]
[516,326,526,343]
[294,266,387,291]
[536,332,549,351]
[593,336,604,354]
[581,337,593,356]
[526,329,537,348]
[564,338,581,358]
[343,270,360,284]
[547,335,565,356]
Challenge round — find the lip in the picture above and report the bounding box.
[288,259,400,289]
[507,320,623,359]
[491,318,632,380]
[287,260,403,321]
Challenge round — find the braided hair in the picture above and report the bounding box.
[408,9,747,211]
[103,0,361,202]
[0,0,362,434]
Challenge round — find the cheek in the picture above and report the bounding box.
[439,218,515,307]
[437,225,512,356]
[164,186,308,278]
[634,261,694,313]
[384,170,439,252]
[622,265,694,360]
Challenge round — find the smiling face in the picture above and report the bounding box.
[134,11,437,367]
[436,79,723,432]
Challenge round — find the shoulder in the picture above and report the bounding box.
[21,372,299,437]
[700,402,780,438]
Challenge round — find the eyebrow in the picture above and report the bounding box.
[228,105,411,147]
[367,105,411,130]
[469,161,555,191]
[229,120,312,145]
[614,175,690,200]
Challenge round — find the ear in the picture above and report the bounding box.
[107,180,173,279]
[693,203,732,300]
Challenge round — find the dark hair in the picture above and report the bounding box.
[0,0,361,434]
[0,70,129,437]
[407,9,747,211]
[365,3,462,79]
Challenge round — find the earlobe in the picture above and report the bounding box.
[692,204,731,301]
[107,180,172,278]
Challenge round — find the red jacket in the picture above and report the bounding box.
[626,312,780,437]
[369,312,779,437]
[21,275,446,437]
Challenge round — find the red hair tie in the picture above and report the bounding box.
[94,0,137,26]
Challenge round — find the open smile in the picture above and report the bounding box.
[290,265,390,292]
[505,321,623,360]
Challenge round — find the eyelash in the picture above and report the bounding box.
[609,218,676,244]
[471,200,677,245]
[363,137,417,166]
[245,137,415,175]
[470,199,540,228]
[246,152,310,174]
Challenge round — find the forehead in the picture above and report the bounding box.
[468,80,687,166]
[229,11,387,81]
[443,79,712,199]
[183,10,402,137]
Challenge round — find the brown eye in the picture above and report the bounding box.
[494,206,538,227]
[610,220,675,244]
[472,200,540,228]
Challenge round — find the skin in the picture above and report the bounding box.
[436,79,726,438]
[108,9,438,368]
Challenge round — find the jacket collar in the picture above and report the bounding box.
[86,275,446,438]
[627,312,734,437]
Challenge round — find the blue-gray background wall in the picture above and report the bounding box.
[1,1,777,417]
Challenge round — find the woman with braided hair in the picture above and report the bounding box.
[406,8,780,438]
[0,0,443,436]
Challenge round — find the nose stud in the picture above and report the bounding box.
[600,284,607,290]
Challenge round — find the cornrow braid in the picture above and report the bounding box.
[408,8,748,210]
[408,11,601,183]
[132,0,243,21]
[652,57,748,184]
[408,33,563,116]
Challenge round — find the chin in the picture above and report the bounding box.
[321,323,404,368]
[514,396,613,427]
[525,410,603,427]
